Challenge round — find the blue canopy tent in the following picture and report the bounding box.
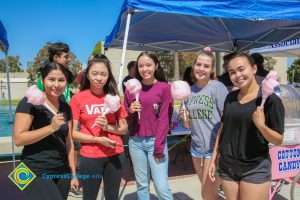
[0,20,9,52]
[104,0,300,90]
[0,19,15,168]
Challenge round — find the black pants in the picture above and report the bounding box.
[24,175,70,200]
[80,153,125,200]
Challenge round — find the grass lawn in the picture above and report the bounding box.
[0,100,20,106]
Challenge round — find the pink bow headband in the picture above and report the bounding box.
[203,47,212,52]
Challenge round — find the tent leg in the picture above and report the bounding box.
[5,51,15,169]
[118,11,132,92]
[174,51,179,80]
[215,52,222,76]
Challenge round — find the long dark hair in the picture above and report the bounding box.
[136,52,167,83]
[40,61,69,81]
[80,55,119,95]
[183,66,193,86]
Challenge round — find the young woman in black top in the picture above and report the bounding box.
[14,62,79,200]
[208,53,284,200]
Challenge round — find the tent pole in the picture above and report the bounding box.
[5,51,15,169]
[118,11,132,92]
[174,51,179,80]
[215,52,222,76]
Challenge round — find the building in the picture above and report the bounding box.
[104,48,141,95]
[273,57,288,84]
[0,72,30,100]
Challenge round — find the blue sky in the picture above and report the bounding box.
[0,0,124,69]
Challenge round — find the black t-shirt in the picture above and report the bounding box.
[15,97,72,176]
[219,88,284,164]
[257,69,269,78]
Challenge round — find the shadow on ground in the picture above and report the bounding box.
[122,192,194,200]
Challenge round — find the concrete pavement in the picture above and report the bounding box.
[68,175,297,200]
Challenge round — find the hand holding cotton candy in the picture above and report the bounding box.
[171,81,191,121]
[125,78,142,119]
[261,70,280,107]
[25,85,57,115]
[92,94,121,128]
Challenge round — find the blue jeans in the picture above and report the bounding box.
[129,136,173,200]
[190,146,212,158]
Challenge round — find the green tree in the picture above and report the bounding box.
[152,51,198,82]
[27,42,82,87]
[287,58,300,83]
[179,52,197,78]
[264,56,277,71]
[153,51,175,82]
[91,41,103,57]
[0,55,23,72]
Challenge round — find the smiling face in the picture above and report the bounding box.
[137,55,157,82]
[86,62,109,91]
[228,56,257,89]
[192,54,215,82]
[43,69,67,97]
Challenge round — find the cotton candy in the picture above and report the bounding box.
[261,71,280,107]
[25,85,57,115]
[171,81,191,121]
[171,81,191,100]
[265,70,278,81]
[125,78,142,95]
[102,94,121,115]
[125,78,142,119]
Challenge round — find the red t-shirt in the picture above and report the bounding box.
[70,90,127,158]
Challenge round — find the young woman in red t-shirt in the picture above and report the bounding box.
[70,55,128,200]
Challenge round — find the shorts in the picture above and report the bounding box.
[190,146,212,158]
[218,155,271,184]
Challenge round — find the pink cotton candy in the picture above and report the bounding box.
[262,79,275,99]
[171,81,191,121]
[171,81,191,101]
[124,78,142,94]
[103,94,121,115]
[25,85,57,115]
[25,85,46,105]
[266,70,278,81]
[261,71,280,107]
[125,78,142,119]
